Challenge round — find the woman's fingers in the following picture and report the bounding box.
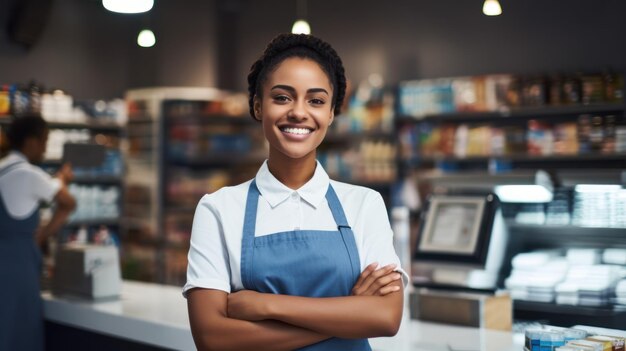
[352,263,397,295]
[377,283,402,296]
[364,272,402,295]
[352,262,378,293]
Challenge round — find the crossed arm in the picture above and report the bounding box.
[187,263,404,351]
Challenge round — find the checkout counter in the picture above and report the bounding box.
[42,281,523,351]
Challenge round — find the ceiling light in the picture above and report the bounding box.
[292,0,311,34]
[291,20,311,35]
[137,29,156,47]
[482,0,502,16]
[103,0,154,14]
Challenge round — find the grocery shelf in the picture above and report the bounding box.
[403,152,626,165]
[324,130,394,143]
[513,300,626,329]
[72,176,123,184]
[65,218,120,227]
[166,114,255,126]
[169,153,267,168]
[396,103,625,123]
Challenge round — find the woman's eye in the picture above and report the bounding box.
[310,99,325,105]
[273,95,290,103]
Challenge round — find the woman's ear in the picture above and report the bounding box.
[253,96,262,121]
[329,110,334,126]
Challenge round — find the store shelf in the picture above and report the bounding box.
[396,103,625,123]
[166,114,255,126]
[508,223,626,249]
[324,130,394,143]
[513,300,626,329]
[165,204,196,213]
[72,176,123,184]
[411,152,626,163]
[0,117,123,132]
[169,153,267,168]
[66,218,120,227]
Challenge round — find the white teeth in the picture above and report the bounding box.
[281,127,312,135]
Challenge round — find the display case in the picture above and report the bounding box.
[397,72,626,329]
[124,88,263,285]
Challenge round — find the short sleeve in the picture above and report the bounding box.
[0,166,61,218]
[183,194,232,297]
[359,191,409,287]
[28,167,62,203]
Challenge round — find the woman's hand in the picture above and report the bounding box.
[227,290,270,321]
[352,263,402,296]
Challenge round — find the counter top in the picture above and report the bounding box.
[42,281,195,351]
[43,281,524,351]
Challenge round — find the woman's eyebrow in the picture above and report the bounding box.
[271,85,329,96]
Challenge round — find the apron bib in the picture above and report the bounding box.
[240,180,371,351]
[0,161,44,351]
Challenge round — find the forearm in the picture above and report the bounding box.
[37,207,72,245]
[188,289,329,351]
[265,285,403,339]
[194,317,328,351]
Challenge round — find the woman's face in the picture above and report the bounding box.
[255,57,334,161]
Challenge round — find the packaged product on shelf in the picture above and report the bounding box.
[466,125,491,156]
[589,115,605,152]
[549,74,565,105]
[505,76,523,107]
[490,127,506,156]
[452,76,486,112]
[484,74,515,110]
[587,335,625,350]
[453,124,469,158]
[616,126,626,153]
[421,125,441,157]
[397,124,418,160]
[522,76,549,106]
[554,122,579,155]
[562,75,583,104]
[9,84,29,115]
[602,70,624,103]
[438,124,456,156]
[40,90,74,122]
[0,85,10,115]
[602,115,616,154]
[27,81,42,114]
[503,126,527,155]
[581,74,606,105]
[398,78,454,118]
[577,114,593,153]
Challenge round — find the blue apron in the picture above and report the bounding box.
[0,161,44,351]
[240,180,372,351]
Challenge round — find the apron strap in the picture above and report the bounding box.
[0,161,26,178]
[325,184,361,282]
[240,180,260,289]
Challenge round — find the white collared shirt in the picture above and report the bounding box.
[184,160,408,296]
[0,151,61,219]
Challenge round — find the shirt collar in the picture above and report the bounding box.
[255,160,330,209]
[8,151,28,164]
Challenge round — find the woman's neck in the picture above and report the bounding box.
[267,149,317,190]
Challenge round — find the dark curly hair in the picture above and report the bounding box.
[6,114,48,150]
[247,33,347,120]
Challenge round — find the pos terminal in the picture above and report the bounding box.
[412,193,508,291]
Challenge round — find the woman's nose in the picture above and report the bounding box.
[288,100,308,120]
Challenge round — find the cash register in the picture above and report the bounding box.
[412,193,508,291]
[410,193,512,330]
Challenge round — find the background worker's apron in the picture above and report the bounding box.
[0,161,44,351]
[240,180,372,351]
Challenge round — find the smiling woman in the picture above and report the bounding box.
[184,33,407,351]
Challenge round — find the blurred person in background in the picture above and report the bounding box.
[0,114,75,351]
